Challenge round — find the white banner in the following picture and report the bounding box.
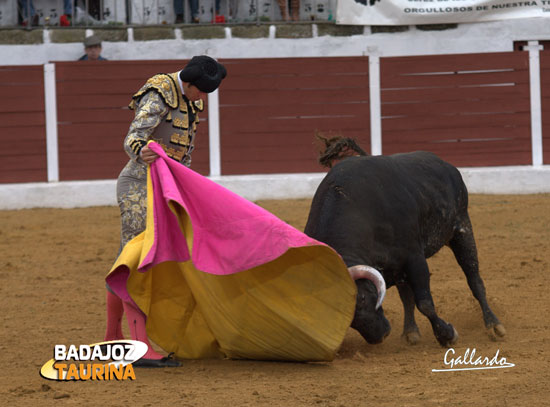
[336,0,550,25]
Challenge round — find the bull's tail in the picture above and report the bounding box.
[317,136,368,168]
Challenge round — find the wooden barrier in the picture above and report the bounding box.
[0,65,47,183]
[0,52,546,185]
[380,52,531,167]
[54,60,210,180]
[218,57,370,175]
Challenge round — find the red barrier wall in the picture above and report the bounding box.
[1,53,544,184]
[218,57,371,175]
[380,52,531,167]
[55,60,210,181]
[0,65,47,183]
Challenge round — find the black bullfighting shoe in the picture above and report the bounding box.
[133,353,182,368]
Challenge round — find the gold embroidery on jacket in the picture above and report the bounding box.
[127,72,204,165]
[194,99,204,112]
[173,116,189,129]
[129,74,179,110]
[129,139,146,155]
[164,146,186,162]
[170,132,190,146]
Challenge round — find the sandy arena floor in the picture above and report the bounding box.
[1,194,549,406]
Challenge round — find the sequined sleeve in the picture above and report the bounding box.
[124,90,169,162]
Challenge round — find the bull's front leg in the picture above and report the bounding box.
[396,282,421,345]
[406,256,458,347]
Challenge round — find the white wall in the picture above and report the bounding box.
[1,166,549,210]
[1,17,550,66]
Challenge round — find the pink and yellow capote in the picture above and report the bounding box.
[107,142,356,361]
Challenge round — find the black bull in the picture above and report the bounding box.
[304,150,506,347]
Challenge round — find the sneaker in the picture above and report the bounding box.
[60,14,71,26]
[22,15,39,27]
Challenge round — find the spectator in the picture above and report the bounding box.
[291,0,300,20]
[83,0,102,21]
[277,0,300,21]
[60,0,75,26]
[18,0,38,26]
[213,0,225,23]
[174,0,200,23]
[78,35,107,61]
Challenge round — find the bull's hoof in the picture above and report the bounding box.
[451,327,459,344]
[402,331,421,345]
[437,326,459,347]
[487,324,506,341]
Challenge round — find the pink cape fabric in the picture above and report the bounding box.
[104,143,358,361]
[142,141,318,274]
[107,141,324,299]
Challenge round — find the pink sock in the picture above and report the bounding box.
[123,300,164,360]
[104,290,125,341]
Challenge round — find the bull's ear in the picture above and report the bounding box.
[348,265,386,309]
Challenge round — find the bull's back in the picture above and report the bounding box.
[305,151,469,264]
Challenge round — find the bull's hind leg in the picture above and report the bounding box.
[449,216,506,340]
[406,256,458,347]
[397,283,421,345]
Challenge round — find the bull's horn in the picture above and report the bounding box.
[348,265,387,310]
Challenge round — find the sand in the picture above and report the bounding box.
[1,194,549,406]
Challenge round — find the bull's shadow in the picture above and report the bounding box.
[304,137,506,347]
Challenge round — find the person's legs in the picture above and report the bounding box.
[174,0,184,22]
[290,0,300,21]
[213,0,225,22]
[104,285,167,360]
[189,0,199,21]
[104,289,125,341]
[123,300,165,359]
[63,0,73,15]
[113,173,164,359]
[60,0,73,26]
[174,0,184,14]
[277,0,289,21]
[19,0,35,20]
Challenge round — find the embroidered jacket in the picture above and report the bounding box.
[124,72,204,167]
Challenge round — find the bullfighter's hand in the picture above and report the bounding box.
[140,145,159,164]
